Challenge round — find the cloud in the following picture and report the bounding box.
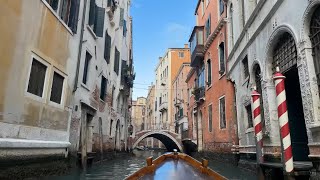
[166,23,188,33]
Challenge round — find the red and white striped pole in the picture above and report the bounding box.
[251,88,264,164]
[273,67,294,173]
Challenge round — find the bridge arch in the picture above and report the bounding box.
[132,131,182,152]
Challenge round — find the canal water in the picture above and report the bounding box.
[48,150,256,180]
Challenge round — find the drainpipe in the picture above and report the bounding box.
[73,0,88,92]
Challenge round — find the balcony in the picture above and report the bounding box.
[159,102,168,112]
[193,87,205,104]
[189,26,204,67]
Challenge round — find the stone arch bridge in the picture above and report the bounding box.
[131,130,182,152]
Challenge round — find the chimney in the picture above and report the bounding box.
[184,44,189,48]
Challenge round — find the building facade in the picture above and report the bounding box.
[131,97,147,135]
[0,0,83,176]
[0,0,134,175]
[188,0,238,157]
[69,0,134,166]
[154,45,191,133]
[172,63,191,139]
[227,0,320,173]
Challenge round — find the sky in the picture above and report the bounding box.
[131,0,197,100]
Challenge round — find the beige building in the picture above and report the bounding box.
[172,63,191,139]
[154,45,191,132]
[131,97,147,135]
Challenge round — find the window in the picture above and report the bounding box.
[114,48,120,75]
[27,59,47,97]
[104,30,112,63]
[179,52,184,58]
[110,119,113,136]
[111,86,115,107]
[50,72,65,104]
[88,0,105,37]
[219,96,226,129]
[155,99,157,111]
[207,59,212,86]
[45,0,80,33]
[82,52,91,85]
[219,0,224,15]
[219,42,225,75]
[208,104,212,132]
[246,105,253,128]
[242,56,249,79]
[100,76,107,100]
[197,65,205,88]
[205,15,211,39]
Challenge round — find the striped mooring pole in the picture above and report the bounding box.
[273,67,294,174]
[251,88,264,164]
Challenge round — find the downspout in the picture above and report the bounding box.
[73,0,88,92]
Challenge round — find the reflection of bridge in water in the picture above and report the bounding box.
[131,126,182,152]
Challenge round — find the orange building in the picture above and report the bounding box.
[187,0,238,159]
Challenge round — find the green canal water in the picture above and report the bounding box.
[46,150,256,180]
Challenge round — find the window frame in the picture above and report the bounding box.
[82,51,92,86]
[41,0,77,34]
[100,76,107,101]
[208,103,213,132]
[25,53,51,103]
[48,68,67,108]
[245,104,253,129]
[219,95,226,129]
[206,59,212,88]
[178,52,185,58]
[242,56,249,81]
[218,42,226,77]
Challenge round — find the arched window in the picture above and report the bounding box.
[310,6,320,96]
[254,64,265,126]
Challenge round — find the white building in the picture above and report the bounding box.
[227,0,320,173]
[69,0,134,165]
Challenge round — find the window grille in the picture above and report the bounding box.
[310,6,320,95]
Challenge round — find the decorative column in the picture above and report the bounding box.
[273,68,294,173]
[251,89,264,163]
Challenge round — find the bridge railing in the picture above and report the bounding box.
[142,123,171,131]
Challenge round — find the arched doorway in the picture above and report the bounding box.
[310,6,320,97]
[115,120,121,151]
[272,32,309,161]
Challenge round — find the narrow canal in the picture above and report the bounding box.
[48,150,256,180]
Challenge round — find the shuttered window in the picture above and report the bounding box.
[82,52,91,84]
[219,42,225,75]
[50,72,64,104]
[208,104,213,132]
[104,30,112,63]
[100,76,107,100]
[45,0,80,33]
[219,97,226,129]
[123,19,127,37]
[89,0,105,37]
[205,15,211,39]
[114,48,120,75]
[27,59,47,97]
[207,59,212,86]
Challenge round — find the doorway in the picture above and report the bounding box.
[284,68,309,161]
[272,32,309,161]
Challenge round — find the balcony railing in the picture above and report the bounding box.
[159,102,168,112]
[194,87,205,103]
[161,78,167,86]
[189,26,204,67]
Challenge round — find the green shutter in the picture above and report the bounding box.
[94,6,105,37]
[104,30,111,63]
[123,19,127,37]
[89,0,96,26]
[68,0,80,33]
[119,8,124,26]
